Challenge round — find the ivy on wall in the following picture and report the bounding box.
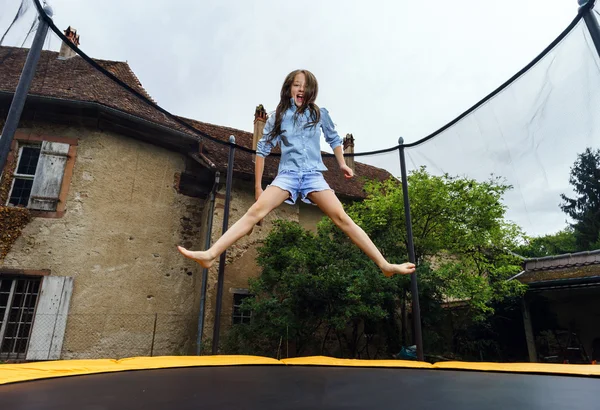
[0,144,17,205]
[0,134,32,261]
[0,207,31,261]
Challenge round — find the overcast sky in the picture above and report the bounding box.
[2,0,598,238]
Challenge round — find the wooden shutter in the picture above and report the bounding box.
[26,276,73,361]
[28,141,70,211]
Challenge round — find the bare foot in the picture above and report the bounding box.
[177,246,216,269]
[382,262,416,277]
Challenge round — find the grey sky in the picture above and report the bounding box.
[2,0,598,238]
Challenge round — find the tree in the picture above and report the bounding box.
[560,148,600,251]
[346,169,525,353]
[223,168,526,359]
[516,228,578,258]
[223,220,398,358]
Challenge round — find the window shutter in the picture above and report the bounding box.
[28,141,70,211]
[26,276,73,361]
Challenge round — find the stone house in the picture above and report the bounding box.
[0,33,392,361]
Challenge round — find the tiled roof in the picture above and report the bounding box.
[523,250,600,272]
[518,250,600,285]
[180,117,394,199]
[0,46,394,198]
[0,46,194,137]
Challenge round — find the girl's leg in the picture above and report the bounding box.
[178,186,290,268]
[307,190,415,277]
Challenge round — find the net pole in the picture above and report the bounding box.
[196,172,220,355]
[0,5,53,174]
[398,138,424,361]
[579,0,600,57]
[212,136,236,354]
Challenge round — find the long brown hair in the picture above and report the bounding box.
[267,69,320,142]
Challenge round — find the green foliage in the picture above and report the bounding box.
[223,168,526,359]
[223,220,398,358]
[560,148,600,251]
[348,168,525,309]
[516,228,578,258]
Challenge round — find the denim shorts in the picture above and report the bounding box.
[269,170,333,205]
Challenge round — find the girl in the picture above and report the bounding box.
[178,69,415,277]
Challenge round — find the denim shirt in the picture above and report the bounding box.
[256,99,343,173]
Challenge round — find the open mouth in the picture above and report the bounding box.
[296,95,304,103]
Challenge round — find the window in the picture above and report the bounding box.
[7,144,41,207]
[3,135,75,216]
[232,293,252,325]
[0,276,41,360]
[0,274,73,361]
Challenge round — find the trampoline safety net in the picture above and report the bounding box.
[0,0,599,369]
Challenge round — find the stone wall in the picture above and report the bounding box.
[2,121,337,357]
[2,123,206,358]
[298,201,326,232]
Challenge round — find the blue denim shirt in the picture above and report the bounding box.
[256,99,343,173]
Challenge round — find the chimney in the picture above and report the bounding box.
[252,104,268,161]
[58,26,80,60]
[343,133,355,172]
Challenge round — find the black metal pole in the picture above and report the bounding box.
[0,5,53,173]
[398,137,424,361]
[580,0,600,57]
[212,136,236,354]
[196,171,220,355]
[150,313,157,357]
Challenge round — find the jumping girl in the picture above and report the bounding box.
[178,69,415,277]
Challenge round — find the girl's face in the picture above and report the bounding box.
[290,72,306,107]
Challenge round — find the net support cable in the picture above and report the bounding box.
[13,0,597,158]
[402,6,589,149]
[27,0,399,158]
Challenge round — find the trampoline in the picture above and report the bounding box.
[1,356,599,409]
[1,1,600,409]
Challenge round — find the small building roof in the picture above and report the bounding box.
[519,250,600,290]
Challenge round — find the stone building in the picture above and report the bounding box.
[0,32,393,360]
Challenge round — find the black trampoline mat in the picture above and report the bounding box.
[1,365,597,410]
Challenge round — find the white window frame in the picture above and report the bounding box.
[5,143,41,207]
[0,276,41,360]
[4,140,71,212]
[25,276,73,361]
[0,275,73,361]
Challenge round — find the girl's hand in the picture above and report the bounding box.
[340,164,354,179]
[255,186,264,201]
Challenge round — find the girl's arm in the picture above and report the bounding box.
[320,108,343,152]
[333,145,346,168]
[255,155,265,200]
[320,108,352,177]
[255,114,277,199]
[333,145,354,179]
